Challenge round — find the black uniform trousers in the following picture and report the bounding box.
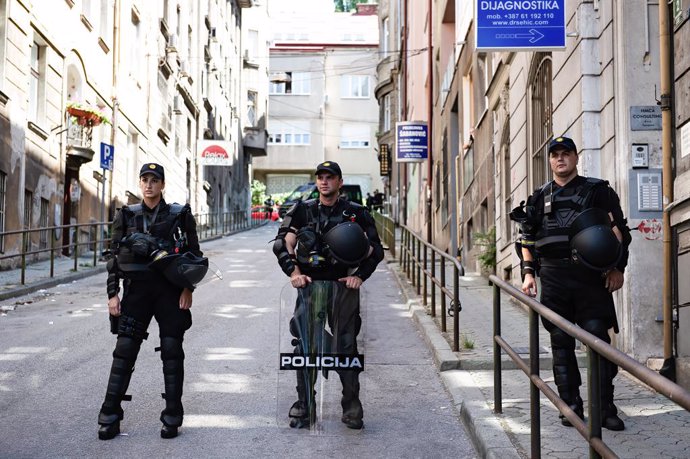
[539,263,618,405]
[99,275,192,428]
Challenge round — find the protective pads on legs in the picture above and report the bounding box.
[159,336,185,427]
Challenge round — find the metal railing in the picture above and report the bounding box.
[0,210,265,286]
[372,211,396,258]
[489,274,690,459]
[399,224,465,351]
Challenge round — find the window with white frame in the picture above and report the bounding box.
[382,17,389,56]
[99,0,113,45]
[268,121,311,145]
[341,75,370,99]
[340,124,370,149]
[383,93,391,132]
[269,71,311,95]
[129,9,142,81]
[247,29,259,59]
[247,91,257,126]
[28,41,46,124]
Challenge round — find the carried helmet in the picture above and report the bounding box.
[322,222,369,266]
[569,208,621,272]
[148,252,209,289]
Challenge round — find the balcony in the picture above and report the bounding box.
[65,116,95,169]
[243,127,268,156]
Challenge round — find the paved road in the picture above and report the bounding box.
[0,224,477,458]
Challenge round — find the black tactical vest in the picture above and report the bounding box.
[115,202,188,274]
[534,178,605,259]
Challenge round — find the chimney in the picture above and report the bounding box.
[354,3,378,16]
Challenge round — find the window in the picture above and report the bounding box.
[529,53,552,188]
[501,123,512,244]
[0,171,5,252]
[82,0,96,29]
[129,9,142,81]
[268,121,311,145]
[269,72,311,95]
[340,124,370,149]
[126,132,139,189]
[39,198,49,250]
[24,190,33,252]
[382,93,391,132]
[382,17,389,56]
[247,29,259,60]
[0,0,6,88]
[99,0,113,45]
[341,75,370,98]
[186,118,192,151]
[247,91,257,126]
[29,41,46,124]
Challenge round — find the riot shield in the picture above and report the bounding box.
[277,280,367,434]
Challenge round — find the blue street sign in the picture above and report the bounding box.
[100,142,114,171]
[475,0,566,51]
[396,121,428,163]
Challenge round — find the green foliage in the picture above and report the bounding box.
[461,333,475,350]
[251,180,267,206]
[333,0,367,12]
[473,226,497,272]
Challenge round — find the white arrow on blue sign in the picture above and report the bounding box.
[100,142,114,171]
[475,0,566,51]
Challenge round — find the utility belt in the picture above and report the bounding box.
[538,257,574,268]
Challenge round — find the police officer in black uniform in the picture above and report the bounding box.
[273,161,384,429]
[511,137,631,431]
[98,163,202,440]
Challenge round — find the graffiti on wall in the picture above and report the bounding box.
[636,219,662,240]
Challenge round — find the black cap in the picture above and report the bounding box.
[140,163,165,180]
[548,136,577,154]
[315,161,342,177]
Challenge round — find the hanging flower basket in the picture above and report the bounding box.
[66,102,110,127]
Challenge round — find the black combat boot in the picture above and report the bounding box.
[601,384,625,431]
[98,337,139,440]
[340,371,363,429]
[160,338,185,439]
[558,386,585,427]
[289,371,317,429]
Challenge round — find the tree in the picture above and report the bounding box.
[251,180,267,206]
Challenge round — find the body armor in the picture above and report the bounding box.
[114,203,189,277]
[532,178,605,259]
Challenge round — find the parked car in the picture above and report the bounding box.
[277,183,364,218]
[251,205,279,221]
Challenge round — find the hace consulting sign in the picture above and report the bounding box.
[198,140,233,166]
[396,121,428,163]
[475,0,566,51]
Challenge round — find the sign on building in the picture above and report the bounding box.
[100,142,114,171]
[198,140,233,166]
[630,106,662,131]
[475,0,567,51]
[378,144,391,176]
[396,122,428,163]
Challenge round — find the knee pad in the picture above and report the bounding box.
[549,326,576,351]
[159,337,185,361]
[580,318,611,343]
[113,335,142,361]
[117,315,149,340]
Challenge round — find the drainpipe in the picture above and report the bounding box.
[658,0,675,380]
[426,0,433,243]
[108,0,120,219]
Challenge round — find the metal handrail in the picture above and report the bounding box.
[372,211,396,258]
[399,223,465,351]
[0,210,265,286]
[489,274,690,459]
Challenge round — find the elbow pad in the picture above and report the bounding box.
[272,236,296,277]
[107,273,120,299]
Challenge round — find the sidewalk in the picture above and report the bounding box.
[387,256,690,458]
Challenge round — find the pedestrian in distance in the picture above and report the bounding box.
[98,163,206,440]
[365,192,373,210]
[264,195,275,219]
[272,161,384,430]
[510,136,632,431]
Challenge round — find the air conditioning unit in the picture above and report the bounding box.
[166,34,178,53]
[173,95,183,114]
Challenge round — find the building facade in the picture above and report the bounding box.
[252,1,382,198]
[0,0,256,265]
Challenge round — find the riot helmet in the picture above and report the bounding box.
[322,222,369,266]
[569,207,621,272]
[149,252,209,289]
